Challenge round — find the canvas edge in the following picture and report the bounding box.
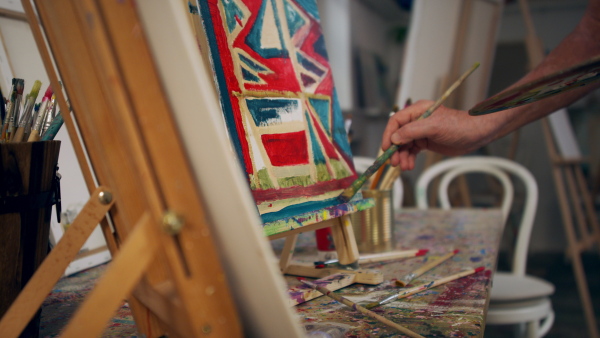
[135,1,305,337]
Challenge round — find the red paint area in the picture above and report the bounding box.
[261,131,309,166]
[309,111,339,160]
[207,1,253,174]
[232,1,301,92]
[297,22,334,95]
[252,175,356,202]
[432,269,491,307]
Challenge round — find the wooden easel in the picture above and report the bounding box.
[0,0,389,336]
[518,0,600,337]
[0,0,245,336]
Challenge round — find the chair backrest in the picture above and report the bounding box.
[353,156,404,209]
[415,156,538,276]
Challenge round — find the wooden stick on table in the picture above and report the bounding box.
[299,278,425,338]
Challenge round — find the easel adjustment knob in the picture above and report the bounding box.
[98,191,113,205]
[162,211,184,235]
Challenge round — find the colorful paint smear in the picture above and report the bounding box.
[284,209,504,337]
[199,0,364,230]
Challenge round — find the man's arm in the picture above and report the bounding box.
[382,0,600,170]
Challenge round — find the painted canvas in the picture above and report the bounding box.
[198,0,370,234]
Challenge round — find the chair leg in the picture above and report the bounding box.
[538,311,555,337]
[526,320,539,338]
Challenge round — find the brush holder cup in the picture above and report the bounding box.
[0,141,61,338]
[350,189,394,253]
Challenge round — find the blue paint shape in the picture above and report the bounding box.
[246,98,299,126]
[294,0,320,21]
[260,197,342,223]
[297,53,325,76]
[313,35,329,60]
[245,0,289,59]
[222,0,245,33]
[242,68,261,82]
[309,98,330,133]
[198,2,245,167]
[306,111,325,164]
[239,54,268,72]
[470,256,483,263]
[331,92,352,157]
[284,0,306,36]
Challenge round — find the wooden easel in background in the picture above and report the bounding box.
[518,0,600,337]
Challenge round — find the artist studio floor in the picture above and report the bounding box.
[38,251,600,337]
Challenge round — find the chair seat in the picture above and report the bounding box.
[487,297,553,325]
[490,272,555,302]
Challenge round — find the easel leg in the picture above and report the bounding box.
[552,165,600,338]
[61,213,158,338]
[279,234,298,273]
[330,215,359,266]
[0,187,114,338]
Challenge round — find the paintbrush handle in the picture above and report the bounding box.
[11,126,25,143]
[339,63,479,203]
[396,267,484,300]
[396,249,459,287]
[300,280,425,338]
[360,249,428,264]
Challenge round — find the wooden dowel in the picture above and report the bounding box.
[299,278,425,338]
[396,249,459,287]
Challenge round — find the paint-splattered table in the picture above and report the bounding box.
[285,208,504,337]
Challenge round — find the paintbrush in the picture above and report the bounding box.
[28,86,54,142]
[365,266,485,309]
[298,278,425,338]
[6,79,24,140]
[314,249,428,268]
[337,63,480,203]
[2,79,24,141]
[12,80,42,142]
[41,111,63,141]
[395,249,459,287]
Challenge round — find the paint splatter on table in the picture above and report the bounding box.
[283,208,504,337]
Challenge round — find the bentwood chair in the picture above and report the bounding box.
[416,156,555,338]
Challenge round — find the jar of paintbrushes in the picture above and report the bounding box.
[350,163,400,253]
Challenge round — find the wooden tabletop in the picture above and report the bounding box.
[286,208,505,337]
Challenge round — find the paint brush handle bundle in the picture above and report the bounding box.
[0,80,61,143]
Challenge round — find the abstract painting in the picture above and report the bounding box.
[198,0,370,233]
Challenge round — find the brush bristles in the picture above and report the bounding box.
[30,80,42,98]
[364,302,379,309]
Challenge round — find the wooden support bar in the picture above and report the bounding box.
[287,273,356,306]
[268,218,337,241]
[284,264,383,285]
[0,187,114,338]
[61,213,157,338]
[330,215,360,265]
[132,280,194,338]
[565,166,590,238]
[279,234,298,273]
